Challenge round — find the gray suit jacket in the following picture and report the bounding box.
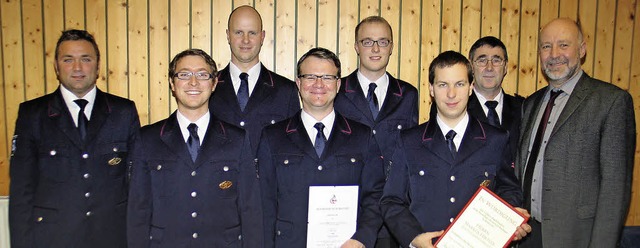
[516,73,636,247]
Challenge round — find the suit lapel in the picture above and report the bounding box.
[456,119,488,163]
[467,93,488,124]
[342,72,375,123]
[212,66,243,119]
[195,116,230,167]
[421,121,455,164]
[551,74,590,136]
[377,73,404,121]
[517,88,546,174]
[285,113,318,159]
[323,114,353,159]
[501,92,517,130]
[159,112,193,166]
[244,64,276,112]
[84,89,109,144]
[48,89,84,148]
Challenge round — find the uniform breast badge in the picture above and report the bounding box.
[219,181,233,189]
[480,179,491,187]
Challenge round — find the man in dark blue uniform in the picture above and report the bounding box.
[9,29,140,248]
[259,48,385,248]
[380,51,530,248]
[127,49,261,247]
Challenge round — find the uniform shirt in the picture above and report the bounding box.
[60,85,97,125]
[229,61,261,96]
[435,112,469,151]
[176,110,210,146]
[474,88,504,124]
[526,70,582,219]
[357,71,388,111]
[300,109,335,146]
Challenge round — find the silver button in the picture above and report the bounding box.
[191,191,197,197]
[419,170,425,176]
[82,153,89,159]
[350,158,356,163]
[450,176,455,181]
[86,211,92,216]
[317,165,323,171]
[83,173,90,179]
[191,212,198,218]
[37,217,43,222]
[254,158,259,163]
[397,124,402,130]
[372,130,377,135]
[240,121,245,127]
[192,233,198,239]
[113,147,119,152]
[84,192,91,198]
[156,165,162,170]
[191,171,197,176]
[271,120,276,124]
[283,159,289,165]
[450,218,454,223]
[484,171,489,177]
[49,150,57,156]
[223,166,229,172]
[450,197,455,203]
[238,234,242,240]
[277,230,281,236]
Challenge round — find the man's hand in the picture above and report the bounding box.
[410,230,444,248]
[513,207,532,241]
[340,239,365,248]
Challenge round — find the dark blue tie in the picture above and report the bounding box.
[445,130,457,159]
[485,100,500,127]
[314,122,326,157]
[187,123,200,162]
[367,83,379,119]
[74,99,89,140]
[238,72,249,111]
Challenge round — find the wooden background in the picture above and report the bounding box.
[0,0,639,225]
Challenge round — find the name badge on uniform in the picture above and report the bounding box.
[108,157,122,166]
[219,181,233,189]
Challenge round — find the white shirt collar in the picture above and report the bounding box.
[436,112,469,151]
[474,89,504,122]
[229,62,262,95]
[300,109,336,145]
[357,70,388,109]
[176,110,210,145]
[60,85,97,125]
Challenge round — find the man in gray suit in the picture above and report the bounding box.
[516,18,636,247]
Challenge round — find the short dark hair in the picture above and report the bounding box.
[468,36,508,61]
[168,49,217,81]
[355,16,393,41]
[296,47,341,78]
[428,50,473,85]
[55,29,100,62]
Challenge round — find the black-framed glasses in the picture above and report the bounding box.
[174,71,215,80]
[298,74,339,83]
[473,57,506,67]
[359,38,392,47]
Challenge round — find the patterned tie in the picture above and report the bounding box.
[367,83,379,120]
[314,122,327,157]
[187,123,200,162]
[523,90,563,210]
[74,99,89,140]
[238,72,249,111]
[485,100,500,127]
[445,130,457,159]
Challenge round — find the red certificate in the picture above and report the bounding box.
[435,186,528,248]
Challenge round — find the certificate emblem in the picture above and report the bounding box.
[219,180,233,189]
[330,194,337,204]
[108,157,122,166]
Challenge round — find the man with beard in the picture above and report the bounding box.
[516,18,636,247]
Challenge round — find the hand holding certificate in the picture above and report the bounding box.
[435,186,528,248]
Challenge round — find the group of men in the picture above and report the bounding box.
[8,4,635,248]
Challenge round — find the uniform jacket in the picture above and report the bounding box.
[258,111,386,248]
[467,91,523,157]
[380,118,522,247]
[335,71,419,173]
[9,88,140,248]
[127,112,262,248]
[209,64,300,155]
[516,73,636,248]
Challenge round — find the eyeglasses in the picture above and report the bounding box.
[298,74,339,83]
[174,71,215,80]
[473,57,506,67]
[359,39,392,47]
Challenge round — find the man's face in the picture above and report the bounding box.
[539,19,586,86]
[355,22,393,76]
[227,7,265,68]
[170,55,217,112]
[471,45,507,93]
[54,40,99,98]
[296,57,341,113]
[430,63,473,125]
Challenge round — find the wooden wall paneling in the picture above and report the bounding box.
[64,0,85,29]
[256,0,276,71]
[381,0,400,77]
[0,0,12,196]
[517,0,540,97]
[275,0,296,79]
[212,1,232,70]
[360,0,381,19]
[297,0,317,60]
[86,0,108,91]
[106,0,129,98]
[397,0,420,88]
[128,0,149,124]
[419,0,441,122]
[169,0,191,112]
[461,0,481,58]
[192,0,212,54]
[43,0,64,93]
[593,0,616,82]
[559,0,578,19]
[481,0,502,37]
[610,0,635,90]
[318,0,339,54]
[148,0,171,124]
[626,0,640,225]
[441,0,462,52]
[234,0,254,7]
[500,0,521,95]
[338,0,359,74]
[22,0,46,100]
[577,0,597,76]
[535,1,557,96]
